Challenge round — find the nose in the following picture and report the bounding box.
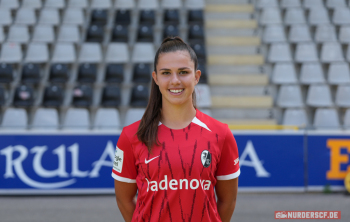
[170,72,181,85]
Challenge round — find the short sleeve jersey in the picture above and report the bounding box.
[112,109,240,222]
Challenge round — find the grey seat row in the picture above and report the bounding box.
[263,25,350,43]
[268,42,350,63]
[276,84,350,108]
[0,42,153,63]
[257,0,350,9]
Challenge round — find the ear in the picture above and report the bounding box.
[195,69,201,85]
[152,71,158,85]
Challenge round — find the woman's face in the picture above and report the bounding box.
[152,50,201,107]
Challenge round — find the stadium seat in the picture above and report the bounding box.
[0,27,4,43]
[58,25,80,43]
[63,8,84,26]
[313,108,340,129]
[190,42,206,60]
[284,8,306,25]
[188,10,204,24]
[138,0,158,9]
[130,84,149,107]
[335,85,350,107]
[328,62,350,84]
[281,0,301,8]
[139,10,156,25]
[162,0,181,9]
[306,84,333,107]
[277,85,304,108]
[21,63,41,83]
[63,108,90,129]
[0,87,5,106]
[32,25,55,43]
[25,43,49,63]
[304,0,324,8]
[38,8,60,25]
[86,24,104,42]
[0,42,22,63]
[272,63,298,84]
[132,43,155,63]
[268,43,292,62]
[133,63,151,83]
[111,24,129,42]
[32,108,59,130]
[333,8,350,25]
[22,0,42,9]
[339,26,350,43]
[1,108,27,129]
[43,85,64,107]
[185,0,205,9]
[52,43,76,63]
[263,25,286,43]
[124,108,145,126]
[91,0,111,9]
[288,25,312,43]
[105,64,124,83]
[0,0,19,9]
[295,43,318,62]
[14,8,35,25]
[260,8,282,25]
[94,108,121,130]
[0,63,14,83]
[106,43,129,63]
[68,0,88,8]
[326,0,347,8]
[137,24,154,42]
[78,63,97,83]
[300,63,326,84]
[320,42,344,63]
[115,10,131,25]
[50,63,69,83]
[282,109,308,127]
[315,25,337,43]
[91,9,108,25]
[195,84,211,108]
[0,9,12,26]
[72,85,93,107]
[344,109,350,128]
[163,24,179,39]
[197,60,207,83]
[45,0,65,8]
[256,0,278,8]
[115,0,135,9]
[164,9,180,25]
[13,84,35,107]
[188,24,205,41]
[347,45,350,62]
[8,25,29,43]
[309,8,330,25]
[79,43,102,63]
[101,85,121,107]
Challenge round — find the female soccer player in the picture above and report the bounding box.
[112,37,240,222]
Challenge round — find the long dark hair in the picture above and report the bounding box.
[136,36,198,153]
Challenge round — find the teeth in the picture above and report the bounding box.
[170,89,184,93]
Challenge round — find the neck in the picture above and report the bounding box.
[160,100,196,129]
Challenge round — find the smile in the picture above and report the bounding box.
[169,89,184,94]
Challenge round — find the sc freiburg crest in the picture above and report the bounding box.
[201,150,211,168]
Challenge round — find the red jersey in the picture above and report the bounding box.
[112,109,240,222]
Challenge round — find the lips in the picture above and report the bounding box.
[168,89,184,95]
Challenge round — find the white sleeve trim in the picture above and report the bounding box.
[216,168,240,180]
[112,172,136,183]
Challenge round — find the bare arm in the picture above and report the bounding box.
[114,180,138,222]
[215,178,238,222]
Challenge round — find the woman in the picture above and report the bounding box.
[112,37,240,222]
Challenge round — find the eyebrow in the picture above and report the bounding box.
[159,67,191,71]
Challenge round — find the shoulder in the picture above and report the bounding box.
[120,120,141,143]
[196,109,230,135]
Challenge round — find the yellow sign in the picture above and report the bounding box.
[326,139,350,180]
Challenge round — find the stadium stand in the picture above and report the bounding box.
[0,0,349,130]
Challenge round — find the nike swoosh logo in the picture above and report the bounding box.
[145,155,160,164]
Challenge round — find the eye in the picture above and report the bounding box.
[162,71,170,75]
[179,70,188,74]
